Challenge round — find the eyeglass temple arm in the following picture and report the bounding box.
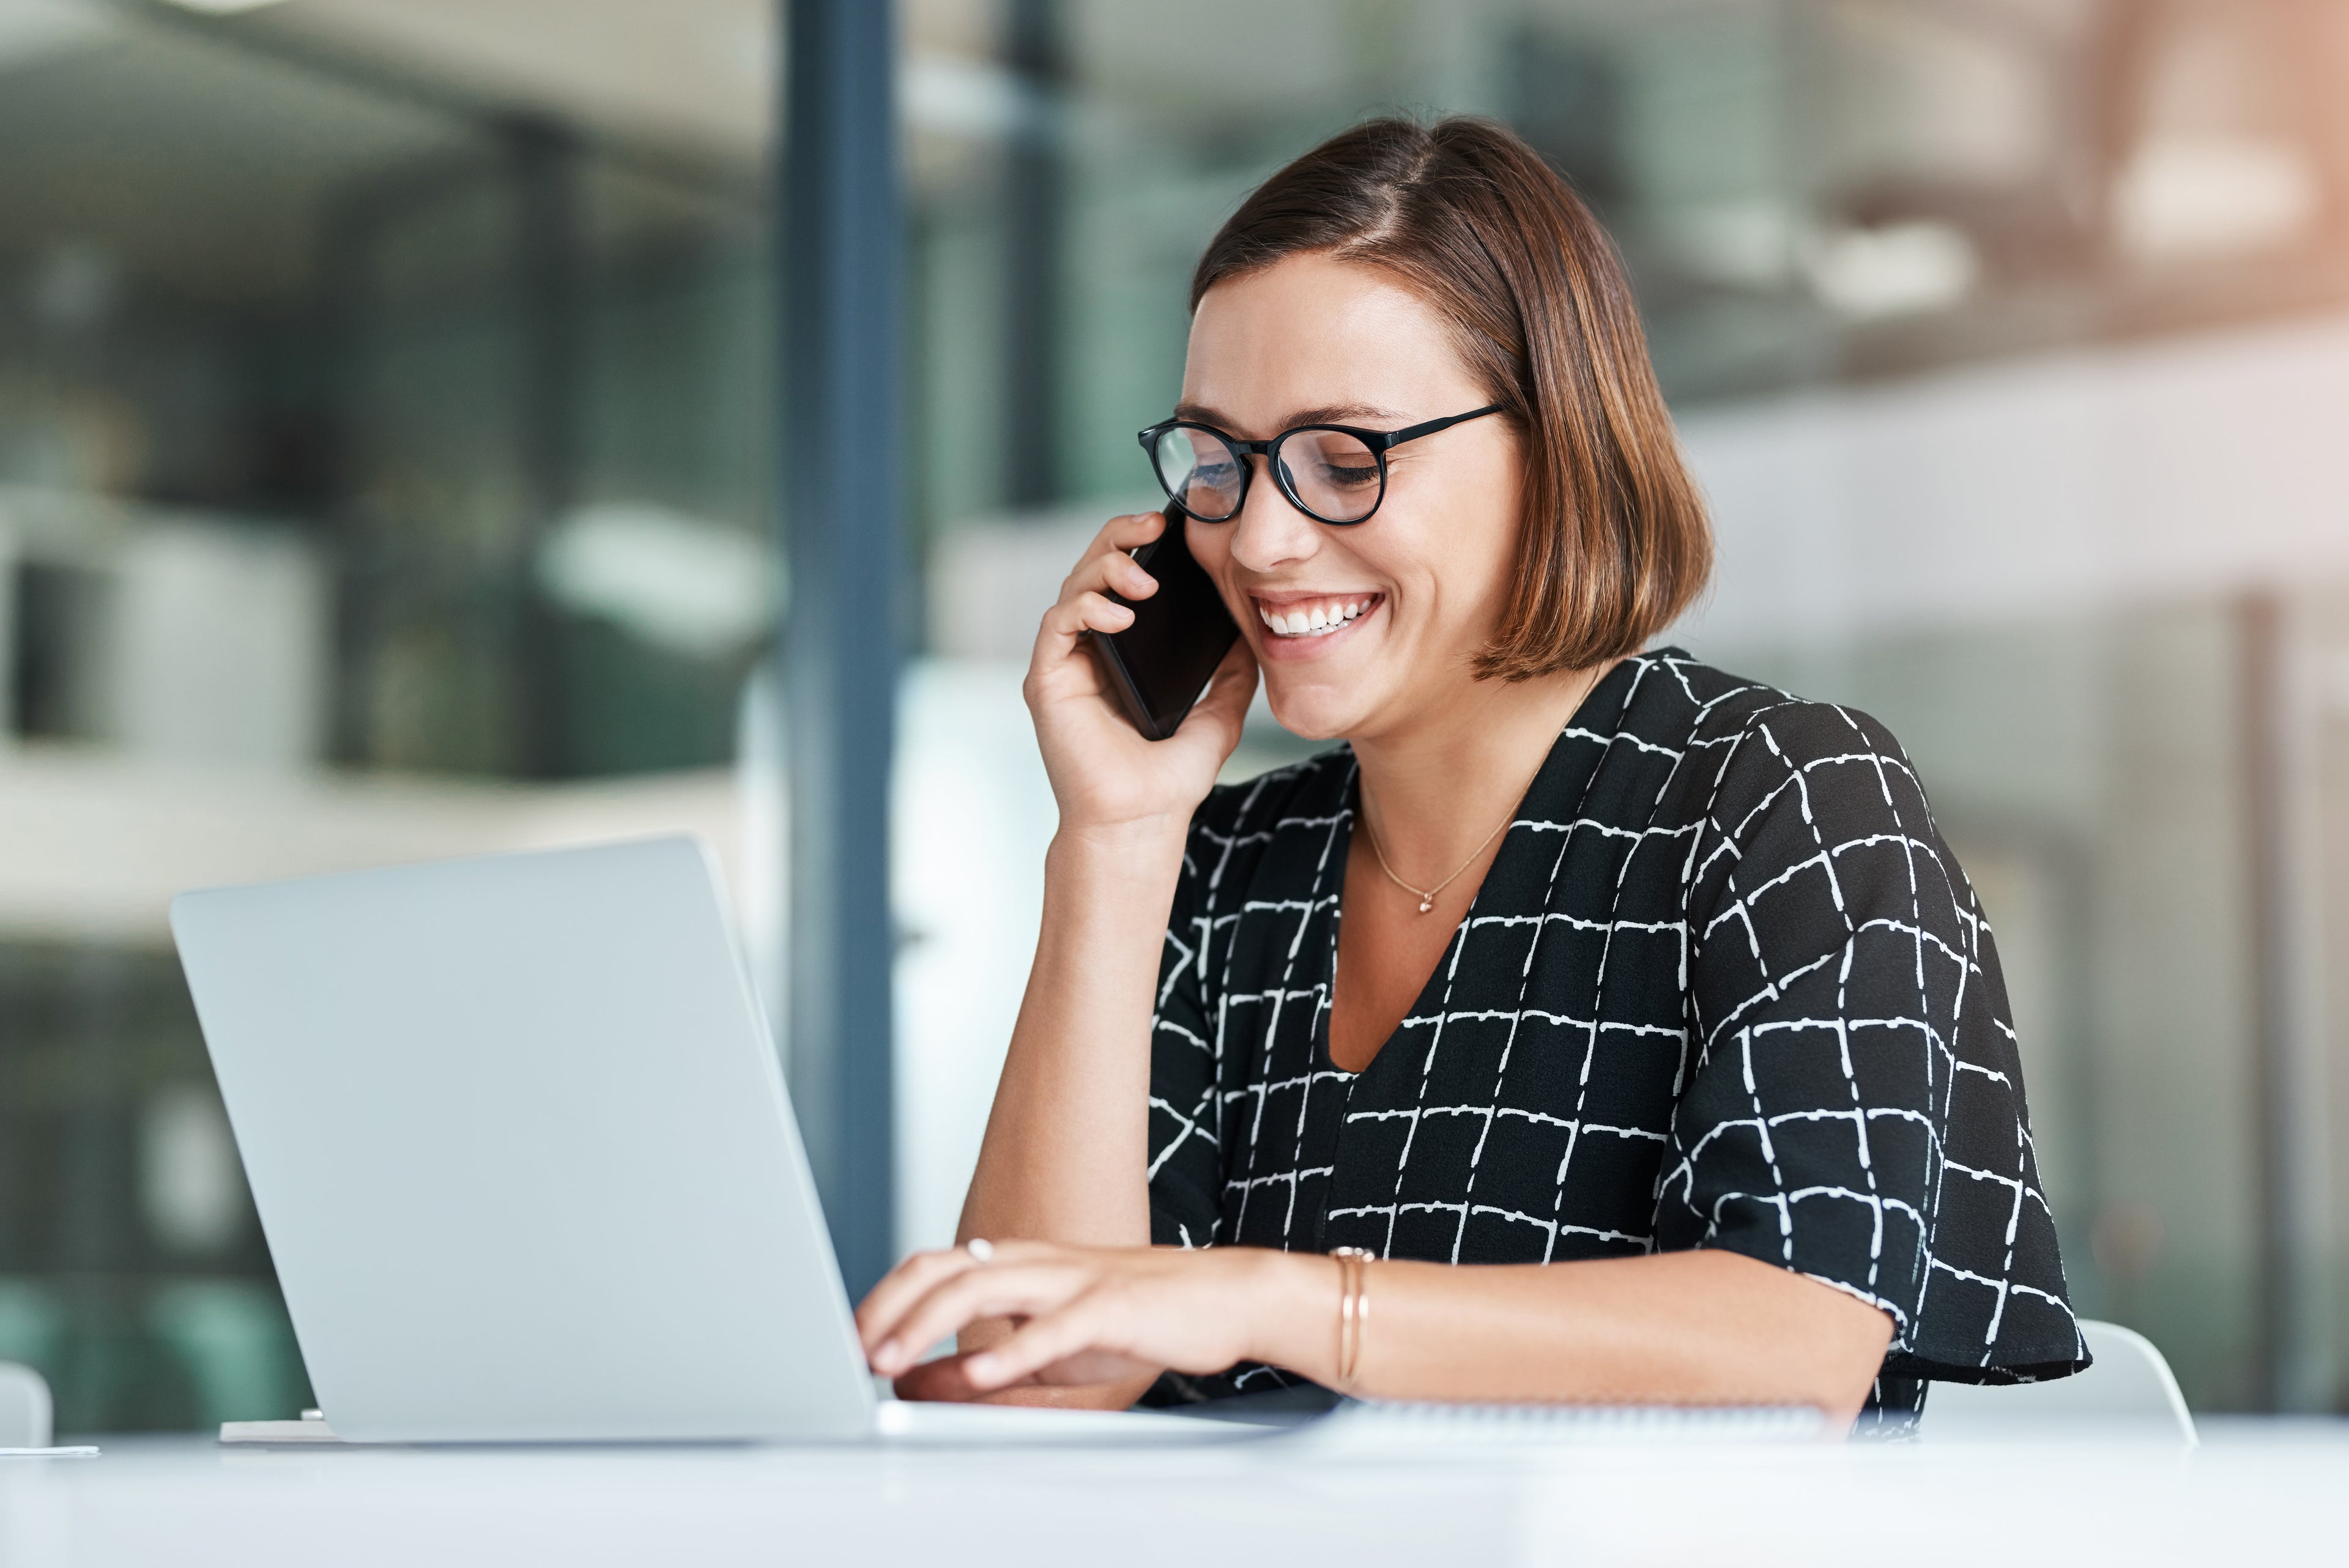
[1372,403,1510,451]
[1138,403,1506,453]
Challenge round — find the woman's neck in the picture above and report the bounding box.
[1351,658,1616,877]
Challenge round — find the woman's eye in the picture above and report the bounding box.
[1318,464,1379,488]
[1195,461,1240,488]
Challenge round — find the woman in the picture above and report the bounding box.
[858,117,2083,1430]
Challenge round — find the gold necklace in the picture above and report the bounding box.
[1360,806,1515,915]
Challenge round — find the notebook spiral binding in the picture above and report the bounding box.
[1305,1399,1826,1447]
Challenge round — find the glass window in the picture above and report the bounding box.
[0,0,769,1431]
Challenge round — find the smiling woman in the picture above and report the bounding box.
[855,117,2087,1434]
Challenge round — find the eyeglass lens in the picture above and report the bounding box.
[1151,426,1384,524]
[1152,426,1245,520]
[1278,428,1382,522]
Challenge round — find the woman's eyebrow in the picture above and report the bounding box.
[1171,401,1409,432]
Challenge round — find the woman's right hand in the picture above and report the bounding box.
[1025,510,1258,838]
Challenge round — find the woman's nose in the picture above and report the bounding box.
[1227,456,1321,574]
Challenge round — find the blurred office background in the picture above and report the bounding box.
[4,0,2349,1430]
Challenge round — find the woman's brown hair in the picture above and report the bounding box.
[1192,116,1711,680]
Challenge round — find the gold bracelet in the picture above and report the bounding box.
[1331,1246,1375,1389]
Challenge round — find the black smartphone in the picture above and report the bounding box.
[1088,505,1241,741]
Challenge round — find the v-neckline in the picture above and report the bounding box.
[1310,656,1643,1086]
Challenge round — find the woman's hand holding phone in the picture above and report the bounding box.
[1025,510,1256,842]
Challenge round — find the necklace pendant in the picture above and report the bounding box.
[1417,896,1434,913]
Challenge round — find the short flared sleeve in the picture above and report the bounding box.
[1653,699,2086,1384]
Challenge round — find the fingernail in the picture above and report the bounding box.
[965,1353,998,1382]
[875,1338,902,1370]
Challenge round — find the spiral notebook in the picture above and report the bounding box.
[1297,1399,1825,1449]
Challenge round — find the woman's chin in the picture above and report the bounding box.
[1263,688,1369,744]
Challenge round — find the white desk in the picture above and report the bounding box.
[4,1421,2344,1566]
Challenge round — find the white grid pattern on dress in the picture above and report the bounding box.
[1141,651,2084,1414]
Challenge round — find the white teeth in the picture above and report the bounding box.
[1257,596,1378,637]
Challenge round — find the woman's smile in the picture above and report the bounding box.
[1249,590,1384,658]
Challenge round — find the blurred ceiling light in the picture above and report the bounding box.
[2114,134,2319,265]
[158,0,295,12]
[537,503,777,660]
[1805,221,1979,320]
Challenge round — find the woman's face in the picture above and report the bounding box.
[1180,253,1523,743]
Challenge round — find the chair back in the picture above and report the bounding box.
[0,1362,53,1449]
[1923,1320,2196,1446]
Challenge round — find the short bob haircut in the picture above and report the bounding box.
[1192,117,1712,681]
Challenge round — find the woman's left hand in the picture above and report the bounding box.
[856,1241,1296,1401]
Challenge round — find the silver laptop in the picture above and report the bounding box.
[171,835,1220,1446]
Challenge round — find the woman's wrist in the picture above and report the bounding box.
[1233,1248,1347,1386]
[1044,820,1192,902]
[1049,814,1193,861]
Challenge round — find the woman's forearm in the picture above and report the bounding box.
[959,822,1187,1249]
[1244,1249,1893,1422]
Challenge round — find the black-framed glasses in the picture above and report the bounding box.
[1137,403,1507,526]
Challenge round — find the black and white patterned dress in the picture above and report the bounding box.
[1142,650,2085,1424]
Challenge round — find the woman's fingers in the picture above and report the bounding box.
[892,1341,1138,1400]
[889,1350,990,1403]
[1048,549,1158,638]
[1078,508,1166,570]
[1044,589,1135,642]
[1060,513,1163,598]
[855,1247,984,1351]
[1107,552,1160,600]
[1072,530,1162,603]
[874,1262,1075,1372]
[1026,511,1183,721]
[1045,515,1164,634]
[869,1260,1088,1375]
[876,1246,1228,1399]
[856,1239,1072,1374]
[1028,594,1134,699]
[961,1292,1131,1392]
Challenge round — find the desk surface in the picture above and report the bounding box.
[4,1421,2344,1567]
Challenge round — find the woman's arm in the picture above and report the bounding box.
[862,1243,1894,1426]
[946,831,1177,1411]
[946,510,1255,1408]
[957,824,1181,1250]
[1275,1250,1893,1416]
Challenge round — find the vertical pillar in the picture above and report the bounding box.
[778,0,899,1299]
[510,117,581,780]
[1000,0,1063,509]
[317,184,384,770]
[2074,0,2158,270]
[2241,588,2336,1411]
